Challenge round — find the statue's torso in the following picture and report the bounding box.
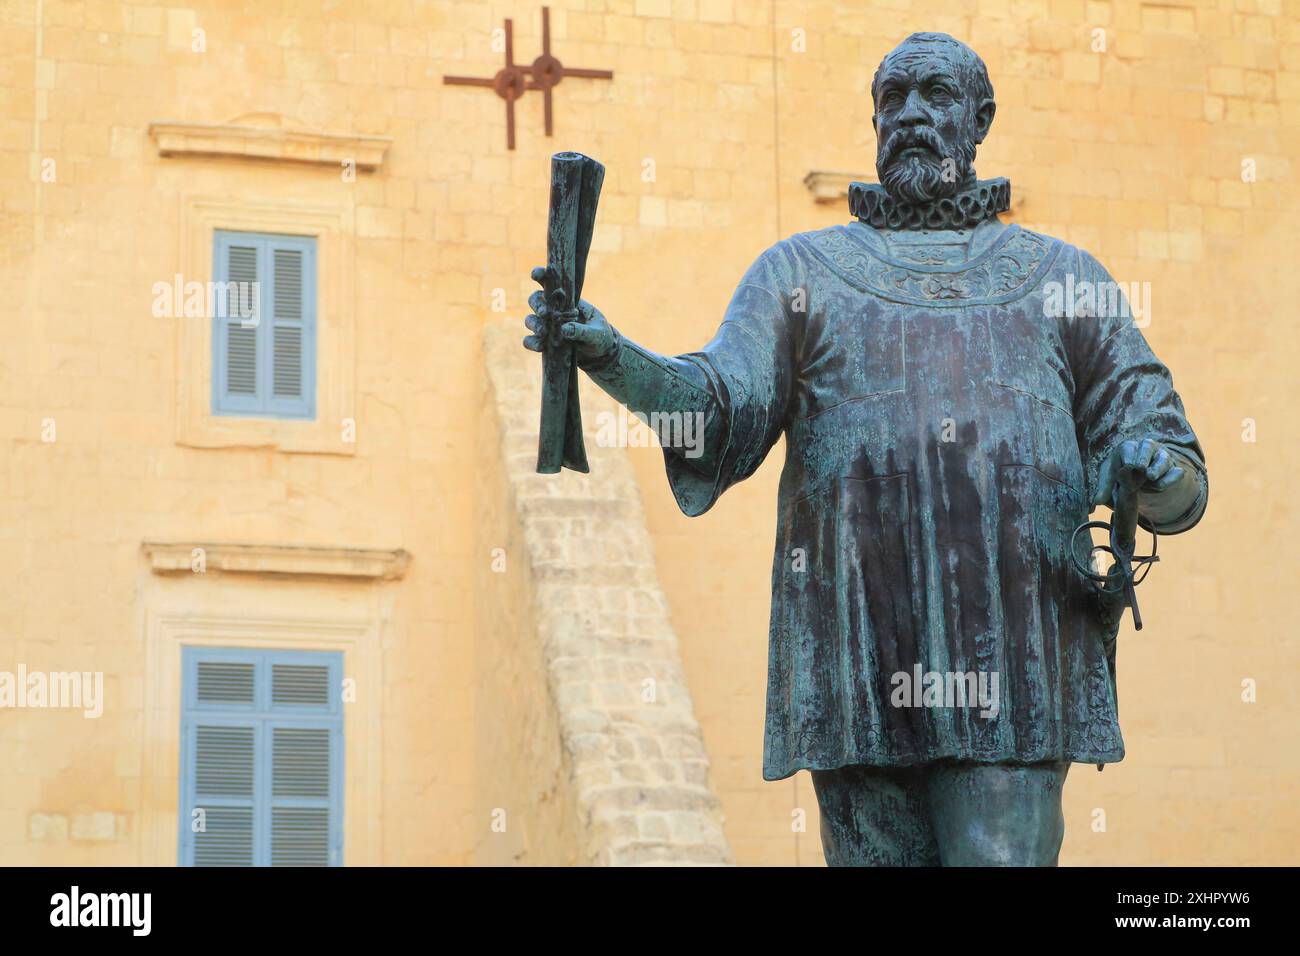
[759,218,1123,779]
[781,219,1081,494]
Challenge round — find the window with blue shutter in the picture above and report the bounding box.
[179,647,343,866]
[211,230,317,419]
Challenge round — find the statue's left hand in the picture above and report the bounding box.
[1092,438,1185,508]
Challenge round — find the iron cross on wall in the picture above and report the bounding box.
[443,6,614,150]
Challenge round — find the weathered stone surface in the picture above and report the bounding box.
[482,318,732,866]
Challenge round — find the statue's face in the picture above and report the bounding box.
[872,41,991,205]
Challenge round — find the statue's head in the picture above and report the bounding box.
[872,32,996,205]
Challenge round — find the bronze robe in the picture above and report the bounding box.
[663,221,1207,781]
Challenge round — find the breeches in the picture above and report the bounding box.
[811,760,1070,867]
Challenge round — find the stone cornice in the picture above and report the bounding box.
[149,119,391,169]
[142,541,410,580]
[803,170,867,203]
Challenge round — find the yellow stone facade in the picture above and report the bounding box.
[1,0,1297,865]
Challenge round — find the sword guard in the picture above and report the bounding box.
[1070,515,1159,631]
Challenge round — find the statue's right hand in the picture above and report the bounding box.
[522,266,618,370]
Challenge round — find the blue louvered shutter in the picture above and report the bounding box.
[189,723,257,865]
[265,240,315,418]
[212,235,261,415]
[267,660,337,866]
[212,231,316,419]
[179,648,343,866]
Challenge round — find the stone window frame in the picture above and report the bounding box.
[141,607,383,866]
[176,196,356,455]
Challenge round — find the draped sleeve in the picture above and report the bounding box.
[665,242,800,516]
[1069,247,1208,533]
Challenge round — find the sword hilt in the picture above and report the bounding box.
[1069,482,1160,631]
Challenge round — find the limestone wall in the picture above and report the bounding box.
[477,320,731,866]
[0,0,1296,866]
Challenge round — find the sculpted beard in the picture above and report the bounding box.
[877,126,978,205]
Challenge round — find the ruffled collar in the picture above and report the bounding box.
[848,177,1010,230]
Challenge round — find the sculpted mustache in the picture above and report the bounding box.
[881,128,946,166]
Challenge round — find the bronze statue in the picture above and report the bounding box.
[524,32,1208,866]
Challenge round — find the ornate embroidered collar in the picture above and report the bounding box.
[792,222,1062,308]
[848,177,1010,230]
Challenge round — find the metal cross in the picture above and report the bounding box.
[443,6,614,151]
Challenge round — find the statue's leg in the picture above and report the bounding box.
[810,764,941,866]
[924,761,1070,866]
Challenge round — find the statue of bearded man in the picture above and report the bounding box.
[524,32,1208,866]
